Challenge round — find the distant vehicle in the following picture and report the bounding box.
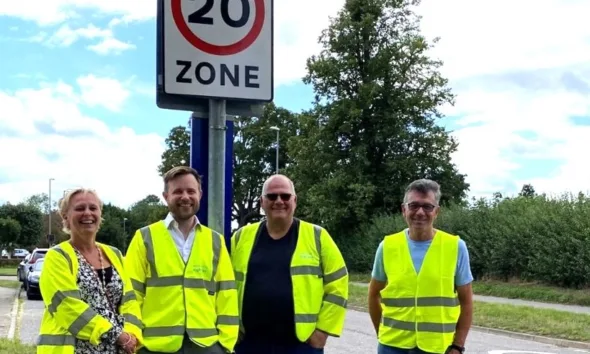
[25,258,44,300]
[1,250,7,258]
[13,249,29,258]
[17,248,48,282]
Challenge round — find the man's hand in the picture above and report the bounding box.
[307,329,328,349]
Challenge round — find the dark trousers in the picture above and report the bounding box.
[378,343,437,354]
[138,334,226,354]
[235,338,324,354]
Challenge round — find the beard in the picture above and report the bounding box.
[170,202,199,220]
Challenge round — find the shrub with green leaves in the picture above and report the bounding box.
[342,193,590,288]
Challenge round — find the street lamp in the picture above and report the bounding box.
[269,126,280,174]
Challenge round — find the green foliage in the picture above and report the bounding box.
[287,0,468,242]
[349,192,590,288]
[0,218,21,249]
[0,203,43,247]
[0,259,22,267]
[157,125,190,176]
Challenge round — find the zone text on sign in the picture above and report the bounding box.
[163,0,273,101]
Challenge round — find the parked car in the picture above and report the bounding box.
[25,258,44,300]
[13,248,30,258]
[17,248,48,282]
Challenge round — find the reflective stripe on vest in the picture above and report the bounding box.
[137,224,237,347]
[378,230,460,353]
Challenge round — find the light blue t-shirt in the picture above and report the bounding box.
[371,229,474,287]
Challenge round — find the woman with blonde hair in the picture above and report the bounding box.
[37,188,143,354]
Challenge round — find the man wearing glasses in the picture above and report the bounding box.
[230,174,349,354]
[368,179,473,354]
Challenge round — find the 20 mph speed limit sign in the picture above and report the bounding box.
[161,0,273,102]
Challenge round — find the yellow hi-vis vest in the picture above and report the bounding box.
[378,229,461,353]
[37,241,144,354]
[124,221,239,353]
[230,219,349,341]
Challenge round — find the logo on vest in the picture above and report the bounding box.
[299,253,317,261]
[191,265,209,274]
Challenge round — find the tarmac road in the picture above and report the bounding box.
[16,294,589,353]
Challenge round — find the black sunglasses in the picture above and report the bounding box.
[265,193,292,201]
[406,202,437,213]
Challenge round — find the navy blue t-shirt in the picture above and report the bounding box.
[241,220,299,344]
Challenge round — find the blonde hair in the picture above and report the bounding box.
[58,188,104,235]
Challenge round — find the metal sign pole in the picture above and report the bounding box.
[207,99,226,234]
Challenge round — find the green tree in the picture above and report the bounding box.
[97,217,127,251]
[0,218,21,250]
[233,103,300,228]
[519,184,536,198]
[288,0,469,241]
[0,203,44,247]
[127,195,168,239]
[158,125,190,176]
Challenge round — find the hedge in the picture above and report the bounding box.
[340,193,590,289]
[0,259,22,267]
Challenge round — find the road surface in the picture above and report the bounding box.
[18,294,587,353]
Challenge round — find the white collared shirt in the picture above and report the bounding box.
[163,212,199,263]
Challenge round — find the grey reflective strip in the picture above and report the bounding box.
[381,297,460,307]
[108,246,123,265]
[324,293,347,308]
[143,326,218,338]
[216,315,240,325]
[140,227,158,277]
[48,290,81,315]
[131,279,145,294]
[382,317,456,333]
[147,276,184,287]
[122,291,136,304]
[37,334,76,346]
[217,280,236,291]
[324,266,347,284]
[68,307,96,335]
[295,314,318,323]
[291,265,322,276]
[210,230,221,293]
[313,225,323,275]
[52,246,73,274]
[124,313,144,328]
[235,271,244,281]
[234,228,243,247]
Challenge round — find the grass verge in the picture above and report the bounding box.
[0,280,20,289]
[0,339,34,354]
[0,268,16,276]
[349,284,590,342]
[349,273,590,307]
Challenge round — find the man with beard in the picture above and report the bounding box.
[125,166,239,354]
[368,179,473,354]
[231,174,349,354]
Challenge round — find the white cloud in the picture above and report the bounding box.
[76,75,131,112]
[87,37,136,55]
[0,77,165,208]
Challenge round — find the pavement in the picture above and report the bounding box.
[0,285,18,338]
[6,282,590,353]
[0,275,16,281]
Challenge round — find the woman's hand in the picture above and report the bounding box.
[116,332,137,353]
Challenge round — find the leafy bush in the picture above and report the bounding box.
[340,193,590,288]
[0,259,22,267]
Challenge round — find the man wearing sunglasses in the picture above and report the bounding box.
[368,179,473,354]
[230,174,349,354]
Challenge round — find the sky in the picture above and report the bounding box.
[0,0,589,210]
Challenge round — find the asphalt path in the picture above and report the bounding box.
[17,294,588,353]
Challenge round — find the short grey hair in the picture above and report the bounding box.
[403,179,441,204]
[262,174,296,195]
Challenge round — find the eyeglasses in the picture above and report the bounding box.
[406,202,437,213]
[264,193,292,201]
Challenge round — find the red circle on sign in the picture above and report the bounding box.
[171,0,265,56]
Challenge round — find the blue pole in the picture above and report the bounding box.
[190,116,209,226]
[224,120,234,250]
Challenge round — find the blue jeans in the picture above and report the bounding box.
[235,338,324,354]
[378,343,437,354]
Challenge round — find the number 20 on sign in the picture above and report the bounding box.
[163,0,273,102]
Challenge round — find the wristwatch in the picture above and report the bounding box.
[446,344,465,353]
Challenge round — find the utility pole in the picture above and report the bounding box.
[270,126,280,174]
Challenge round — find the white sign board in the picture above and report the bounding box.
[163,0,273,101]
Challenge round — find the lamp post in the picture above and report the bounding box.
[269,126,280,174]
